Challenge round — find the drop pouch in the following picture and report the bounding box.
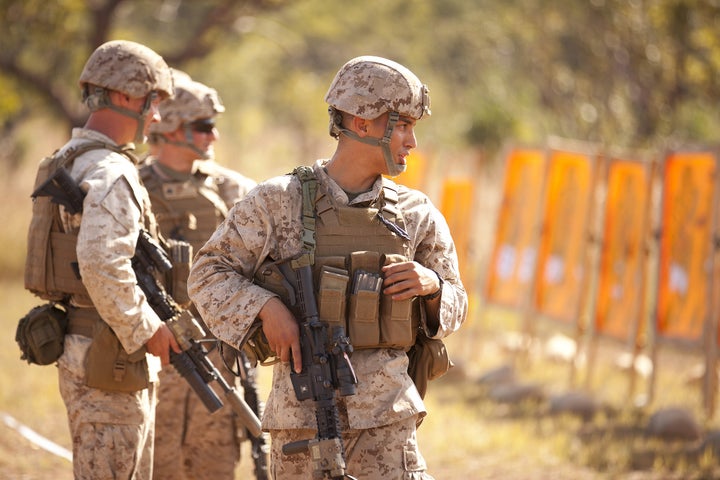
[85,320,149,393]
[406,330,452,399]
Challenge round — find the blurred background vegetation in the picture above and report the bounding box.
[4,0,720,170]
[4,0,720,283]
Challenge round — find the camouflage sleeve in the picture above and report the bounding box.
[188,182,295,349]
[401,188,468,339]
[75,156,163,354]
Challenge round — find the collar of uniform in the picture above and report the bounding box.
[152,160,193,182]
[313,159,383,207]
[71,128,138,163]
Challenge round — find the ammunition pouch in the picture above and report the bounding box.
[165,239,193,307]
[318,251,418,350]
[15,303,69,365]
[406,331,452,399]
[84,318,149,393]
[241,322,278,367]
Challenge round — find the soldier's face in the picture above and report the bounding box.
[189,119,219,157]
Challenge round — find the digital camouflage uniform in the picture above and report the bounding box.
[142,160,256,479]
[56,128,165,480]
[141,75,259,479]
[188,160,467,479]
[22,40,179,480]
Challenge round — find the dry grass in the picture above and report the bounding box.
[3,286,719,479]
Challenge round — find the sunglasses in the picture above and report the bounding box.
[189,119,216,134]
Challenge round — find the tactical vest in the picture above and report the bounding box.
[25,142,148,302]
[286,167,420,349]
[139,163,228,252]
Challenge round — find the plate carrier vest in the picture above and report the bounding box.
[24,142,145,302]
[139,163,230,252]
[257,166,421,350]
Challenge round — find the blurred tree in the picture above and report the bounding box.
[0,0,287,168]
[3,0,720,171]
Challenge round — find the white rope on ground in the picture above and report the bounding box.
[0,411,72,462]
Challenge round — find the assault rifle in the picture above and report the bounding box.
[33,166,262,438]
[277,255,359,480]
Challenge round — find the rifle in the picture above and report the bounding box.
[33,166,262,438]
[277,254,359,480]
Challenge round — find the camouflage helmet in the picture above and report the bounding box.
[150,73,225,134]
[79,40,173,100]
[325,56,431,121]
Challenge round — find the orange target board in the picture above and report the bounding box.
[485,148,546,308]
[593,158,652,341]
[533,149,595,324]
[440,178,474,286]
[656,151,718,343]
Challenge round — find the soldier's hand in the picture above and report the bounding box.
[146,323,182,366]
[382,261,441,301]
[258,297,302,373]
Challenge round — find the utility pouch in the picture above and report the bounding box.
[318,265,349,332]
[15,303,69,365]
[165,239,193,307]
[407,331,452,399]
[241,322,278,367]
[379,253,416,348]
[348,269,381,348]
[85,320,149,393]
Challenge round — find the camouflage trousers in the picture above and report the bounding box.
[270,414,433,480]
[153,347,242,480]
[58,363,156,480]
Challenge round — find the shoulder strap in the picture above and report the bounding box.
[52,141,138,179]
[291,166,317,267]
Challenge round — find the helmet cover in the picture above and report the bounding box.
[325,55,431,120]
[150,74,225,134]
[79,40,173,100]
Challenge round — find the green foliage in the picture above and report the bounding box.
[4,0,720,171]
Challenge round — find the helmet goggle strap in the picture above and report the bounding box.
[331,110,404,177]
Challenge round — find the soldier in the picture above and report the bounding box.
[140,74,263,479]
[24,40,179,479]
[187,56,468,479]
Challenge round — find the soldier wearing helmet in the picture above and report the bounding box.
[187,56,467,479]
[139,73,263,480]
[24,40,180,479]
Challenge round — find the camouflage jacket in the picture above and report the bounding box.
[57,128,163,382]
[188,159,467,430]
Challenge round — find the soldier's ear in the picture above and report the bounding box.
[353,116,369,136]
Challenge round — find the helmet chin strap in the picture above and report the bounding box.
[179,124,211,159]
[334,111,405,177]
[84,87,155,143]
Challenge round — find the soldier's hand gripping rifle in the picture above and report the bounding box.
[33,166,262,438]
[276,254,359,480]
